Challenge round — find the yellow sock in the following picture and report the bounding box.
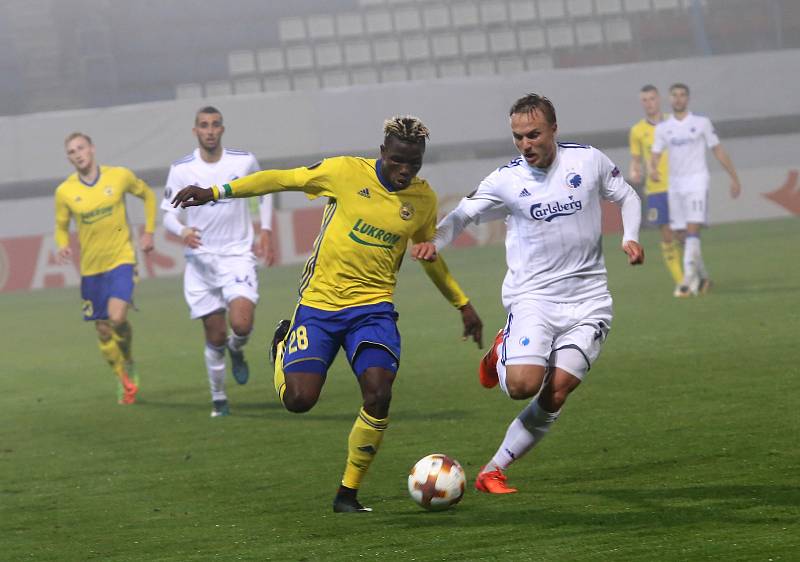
[273,341,287,402]
[97,337,128,382]
[661,241,684,285]
[111,321,133,364]
[341,408,388,490]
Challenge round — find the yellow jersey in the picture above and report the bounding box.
[629,115,669,195]
[55,165,157,276]
[213,156,469,311]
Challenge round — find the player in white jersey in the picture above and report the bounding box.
[650,83,742,297]
[161,106,274,417]
[412,94,644,493]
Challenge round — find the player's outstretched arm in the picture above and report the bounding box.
[172,185,214,208]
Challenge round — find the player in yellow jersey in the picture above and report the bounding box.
[172,116,483,513]
[55,132,157,404]
[629,84,683,293]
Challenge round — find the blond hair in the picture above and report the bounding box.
[383,115,430,143]
[64,131,93,146]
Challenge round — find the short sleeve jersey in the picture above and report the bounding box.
[652,112,720,179]
[629,116,669,194]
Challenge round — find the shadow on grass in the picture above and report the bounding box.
[383,483,800,532]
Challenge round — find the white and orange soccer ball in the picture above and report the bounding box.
[407,453,466,511]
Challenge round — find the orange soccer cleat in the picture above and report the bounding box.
[474,467,518,494]
[478,329,504,388]
[118,373,139,405]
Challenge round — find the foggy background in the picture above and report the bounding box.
[0,0,798,292]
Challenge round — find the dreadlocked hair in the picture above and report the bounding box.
[383,115,430,144]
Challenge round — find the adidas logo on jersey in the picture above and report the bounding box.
[519,188,531,197]
[358,188,371,198]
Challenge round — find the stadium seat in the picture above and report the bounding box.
[468,58,496,76]
[518,26,547,51]
[292,72,320,91]
[652,0,680,10]
[431,33,460,58]
[538,0,567,20]
[410,62,438,80]
[263,74,292,92]
[381,65,408,83]
[575,21,604,45]
[594,0,623,15]
[567,0,594,17]
[322,70,350,88]
[604,18,633,42]
[351,67,380,85]
[279,17,306,42]
[373,38,402,63]
[336,13,365,37]
[393,7,422,32]
[623,0,651,12]
[509,0,538,22]
[452,3,480,28]
[422,5,451,30]
[365,10,394,34]
[175,83,203,99]
[489,28,518,54]
[205,80,233,97]
[461,30,489,56]
[315,44,343,69]
[402,35,431,61]
[286,45,314,71]
[546,23,575,48]
[257,48,285,74]
[344,41,373,66]
[439,60,467,78]
[497,56,526,74]
[525,53,555,70]
[233,77,262,95]
[480,1,509,25]
[308,14,336,40]
[228,50,256,76]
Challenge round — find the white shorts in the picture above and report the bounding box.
[184,253,259,319]
[500,295,613,381]
[668,174,709,230]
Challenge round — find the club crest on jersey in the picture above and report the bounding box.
[566,173,582,189]
[399,201,415,221]
[529,197,583,222]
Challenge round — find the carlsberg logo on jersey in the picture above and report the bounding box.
[529,198,583,222]
[349,218,402,249]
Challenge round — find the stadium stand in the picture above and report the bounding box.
[0,0,796,114]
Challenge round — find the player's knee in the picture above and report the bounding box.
[229,318,252,337]
[282,384,319,414]
[95,321,113,341]
[505,376,542,400]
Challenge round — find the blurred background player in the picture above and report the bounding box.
[172,115,483,512]
[413,94,644,493]
[161,106,274,418]
[629,84,683,292]
[54,132,156,404]
[650,83,742,296]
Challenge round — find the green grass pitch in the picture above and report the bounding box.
[1,218,798,561]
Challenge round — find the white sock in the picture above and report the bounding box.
[682,236,701,287]
[227,332,249,352]
[204,343,227,401]
[484,399,561,473]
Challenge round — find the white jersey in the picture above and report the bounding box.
[161,148,272,256]
[652,112,719,181]
[435,143,640,307]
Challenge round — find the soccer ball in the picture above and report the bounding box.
[407,453,466,511]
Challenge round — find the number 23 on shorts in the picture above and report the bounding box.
[287,325,309,353]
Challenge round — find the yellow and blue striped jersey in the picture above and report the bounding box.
[214,156,469,311]
[55,165,157,276]
[629,116,669,195]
